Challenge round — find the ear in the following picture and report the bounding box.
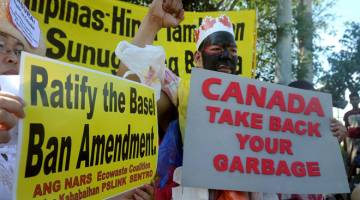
[194,51,203,68]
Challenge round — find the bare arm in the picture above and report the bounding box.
[117,0,184,77]
[116,0,182,133]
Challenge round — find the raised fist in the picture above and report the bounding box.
[149,0,184,28]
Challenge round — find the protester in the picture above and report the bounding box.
[278,80,348,200]
[116,1,348,199]
[343,91,360,192]
[0,1,151,199]
[115,0,253,199]
[0,0,46,198]
[344,92,360,138]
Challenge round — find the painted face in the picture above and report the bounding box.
[200,31,238,74]
[0,32,24,75]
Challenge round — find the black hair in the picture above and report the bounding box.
[288,80,315,91]
[350,91,359,98]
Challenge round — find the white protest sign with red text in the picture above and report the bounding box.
[182,68,349,194]
[9,0,40,48]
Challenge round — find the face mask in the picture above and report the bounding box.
[200,31,238,74]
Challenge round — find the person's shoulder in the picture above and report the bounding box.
[350,109,360,115]
[345,109,360,116]
[344,111,351,123]
[344,110,351,117]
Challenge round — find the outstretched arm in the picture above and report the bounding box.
[116,0,182,133]
[117,0,184,77]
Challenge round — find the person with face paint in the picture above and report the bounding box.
[116,0,349,199]
[197,31,238,74]
[176,16,241,142]
[116,0,252,199]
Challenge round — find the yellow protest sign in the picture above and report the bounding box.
[25,0,256,78]
[15,52,158,199]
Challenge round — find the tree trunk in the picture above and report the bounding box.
[297,0,313,82]
[276,0,292,85]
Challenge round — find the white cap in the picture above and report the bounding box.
[194,15,235,50]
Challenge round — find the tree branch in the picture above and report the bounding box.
[229,0,239,10]
[216,0,225,10]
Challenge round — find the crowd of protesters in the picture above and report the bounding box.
[0,0,358,199]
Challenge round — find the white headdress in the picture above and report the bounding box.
[194,15,234,50]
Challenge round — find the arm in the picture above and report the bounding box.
[116,0,182,133]
[343,112,350,128]
[0,91,25,143]
[117,0,184,77]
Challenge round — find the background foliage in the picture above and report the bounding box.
[120,0,360,103]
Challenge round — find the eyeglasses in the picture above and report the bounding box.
[0,37,24,58]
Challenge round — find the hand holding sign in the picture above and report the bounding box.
[330,118,348,141]
[15,53,158,199]
[110,184,154,200]
[0,91,24,143]
[182,68,349,194]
